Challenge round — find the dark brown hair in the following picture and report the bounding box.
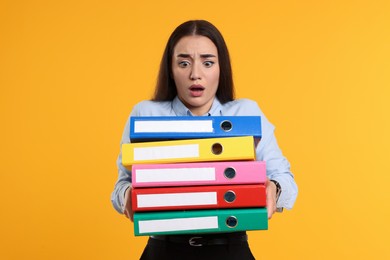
[152,20,235,103]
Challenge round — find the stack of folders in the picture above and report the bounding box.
[121,116,268,236]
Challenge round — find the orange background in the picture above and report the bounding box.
[1,0,389,259]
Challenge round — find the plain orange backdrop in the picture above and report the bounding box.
[1,0,389,259]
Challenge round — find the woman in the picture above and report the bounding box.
[111,20,298,260]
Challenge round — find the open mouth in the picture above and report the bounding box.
[189,85,205,97]
[189,85,205,92]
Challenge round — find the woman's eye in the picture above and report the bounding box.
[204,61,215,67]
[178,61,190,68]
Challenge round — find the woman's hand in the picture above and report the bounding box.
[265,178,277,219]
[123,187,134,222]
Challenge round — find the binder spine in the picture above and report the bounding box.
[130,116,262,142]
[131,161,266,187]
[132,185,266,211]
[133,208,268,236]
[122,136,256,168]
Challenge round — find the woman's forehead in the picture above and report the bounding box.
[173,35,218,56]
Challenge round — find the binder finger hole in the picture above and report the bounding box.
[226,216,238,228]
[224,190,236,203]
[224,167,236,179]
[220,120,232,132]
[211,143,223,155]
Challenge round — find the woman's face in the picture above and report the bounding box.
[172,35,220,116]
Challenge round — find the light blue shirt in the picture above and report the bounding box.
[111,97,298,213]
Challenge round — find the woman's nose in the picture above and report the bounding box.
[190,64,201,80]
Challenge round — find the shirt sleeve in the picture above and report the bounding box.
[255,107,298,210]
[219,98,298,209]
[110,104,141,214]
[110,101,170,214]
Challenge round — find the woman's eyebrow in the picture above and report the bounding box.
[176,54,192,58]
[176,53,217,58]
[200,54,217,58]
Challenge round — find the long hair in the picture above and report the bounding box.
[152,20,235,103]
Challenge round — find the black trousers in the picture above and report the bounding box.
[139,232,255,260]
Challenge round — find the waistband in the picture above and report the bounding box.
[150,232,248,247]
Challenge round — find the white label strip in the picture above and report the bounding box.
[137,192,217,208]
[138,216,218,233]
[134,120,213,133]
[135,167,216,183]
[133,144,199,161]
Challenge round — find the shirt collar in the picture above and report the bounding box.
[172,96,222,116]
